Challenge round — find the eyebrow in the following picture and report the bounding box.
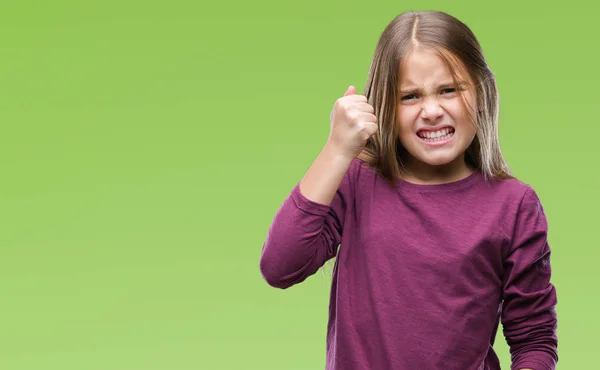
[399,81,466,95]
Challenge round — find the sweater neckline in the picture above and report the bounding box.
[396,169,482,192]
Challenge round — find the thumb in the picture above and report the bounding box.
[344,85,356,96]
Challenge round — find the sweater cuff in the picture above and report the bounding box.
[511,350,557,370]
[290,182,332,216]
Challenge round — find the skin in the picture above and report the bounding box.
[396,45,478,185]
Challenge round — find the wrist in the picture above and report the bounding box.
[323,141,356,164]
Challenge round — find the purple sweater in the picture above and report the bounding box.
[260,158,558,370]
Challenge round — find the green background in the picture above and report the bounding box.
[0,0,596,369]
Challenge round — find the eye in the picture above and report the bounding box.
[400,94,417,101]
[441,87,456,94]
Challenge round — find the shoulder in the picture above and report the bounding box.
[483,174,543,208]
[485,175,548,233]
[344,157,388,194]
[472,175,548,236]
[349,157,374,174]
[345,157,377,184]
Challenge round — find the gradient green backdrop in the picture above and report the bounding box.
[0,1,596,369]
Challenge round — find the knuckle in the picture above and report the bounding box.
[340,101,350,112]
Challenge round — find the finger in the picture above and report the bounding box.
[359,112,377,123]
[344,94,368,104]
[355,102,375,114]
[363,122,378,136]
[344,85,356,96]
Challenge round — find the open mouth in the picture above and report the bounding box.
[417,127,455,143]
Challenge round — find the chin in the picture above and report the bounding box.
[413,151,461,167]
[421,157,456,166]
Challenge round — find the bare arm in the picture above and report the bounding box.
[299,143,354,206]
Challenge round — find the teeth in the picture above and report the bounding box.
[419,128,452,139]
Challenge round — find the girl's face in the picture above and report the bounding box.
[396,46,477,179]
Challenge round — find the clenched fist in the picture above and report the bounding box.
[327,86,378,159]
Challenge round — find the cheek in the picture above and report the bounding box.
[445,101,475,125]
[456,93,478,121]
[396,107,418,132]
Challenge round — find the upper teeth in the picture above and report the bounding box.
[419,128,452,138]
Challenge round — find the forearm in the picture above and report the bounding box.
[261,144,354,288]
[505,302,558,370]
[299,143,353,206]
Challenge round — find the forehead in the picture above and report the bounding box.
[398,47,471,86]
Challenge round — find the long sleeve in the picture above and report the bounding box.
[501,186,559,370]
[259,160,355,289]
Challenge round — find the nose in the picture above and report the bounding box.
[420,97,443,121]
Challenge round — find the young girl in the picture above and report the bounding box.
[259,10,558,370]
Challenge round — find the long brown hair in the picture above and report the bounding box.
[358,11,513,186]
